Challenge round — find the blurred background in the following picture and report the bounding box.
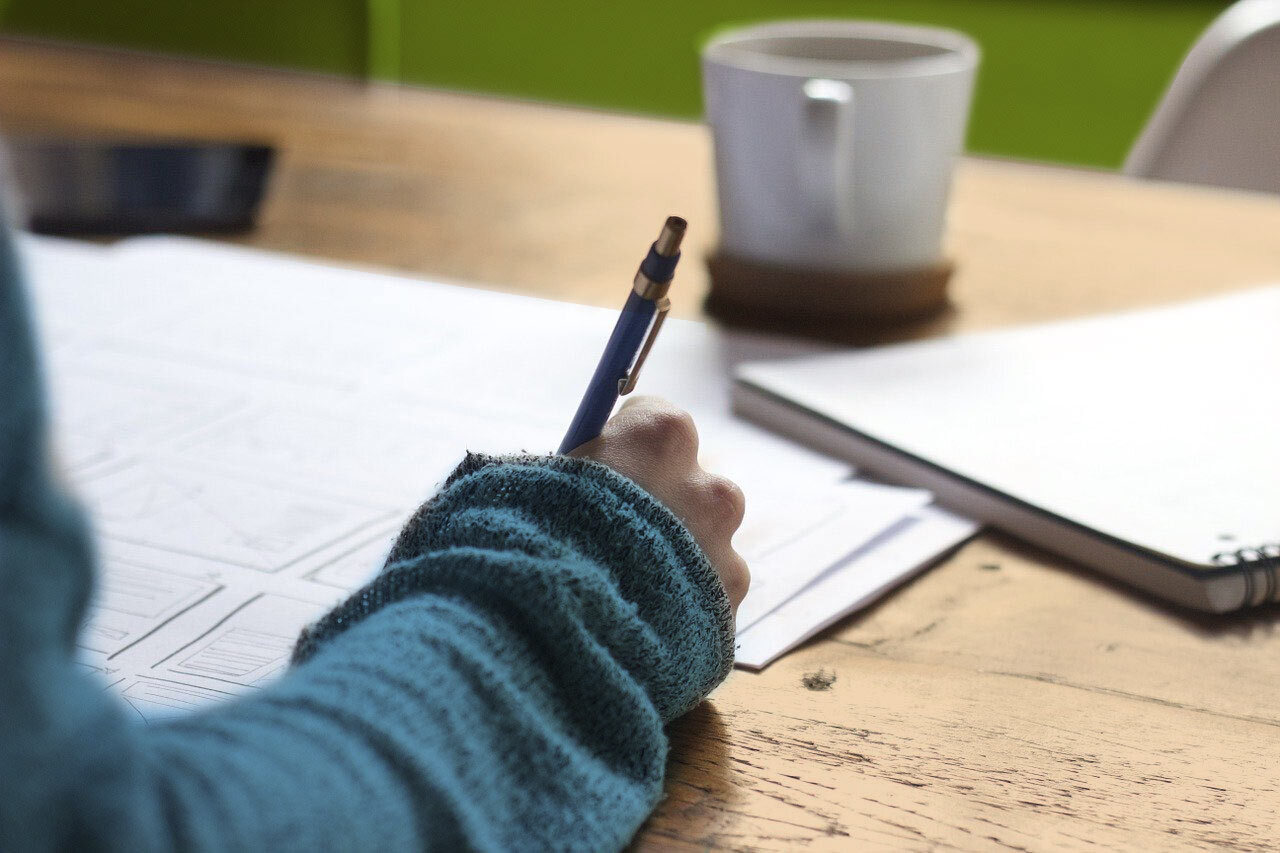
[0,0,1231,169]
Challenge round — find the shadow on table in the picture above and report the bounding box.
[789,528,1280,659]
[984,531,1280,640]
[631,702,736,851]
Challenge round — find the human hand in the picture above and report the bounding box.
[569,396,750,614]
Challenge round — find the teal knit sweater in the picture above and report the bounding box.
[0,227,735,852]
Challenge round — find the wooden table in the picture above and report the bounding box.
[3,39,1278,851]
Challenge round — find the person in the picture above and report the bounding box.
[0,218,750,851]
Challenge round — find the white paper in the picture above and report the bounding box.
[733,479,932,632]
[19,233,964,700]
[734,506,979,669]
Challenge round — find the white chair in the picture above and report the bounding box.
[1125,0,1280,194]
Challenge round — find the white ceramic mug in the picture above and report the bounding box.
[702,20,979,273]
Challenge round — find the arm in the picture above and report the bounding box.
[144,452,734,851]
[0,229,745,851]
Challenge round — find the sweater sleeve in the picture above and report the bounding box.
[0,228,735,852]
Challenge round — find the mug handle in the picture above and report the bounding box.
[799,78,854,237]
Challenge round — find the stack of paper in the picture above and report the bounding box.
[21,235,976,717]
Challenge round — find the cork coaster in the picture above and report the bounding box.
[704,251,954,337]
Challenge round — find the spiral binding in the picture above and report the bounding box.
[1211,543,1280,606]
[1211,543,1280,566]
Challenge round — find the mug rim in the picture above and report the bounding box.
[702,19,979,79]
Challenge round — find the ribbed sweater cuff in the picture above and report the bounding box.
[294,453,735,721]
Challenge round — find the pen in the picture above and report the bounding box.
[557,216,686,454]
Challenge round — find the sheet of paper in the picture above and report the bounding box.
[733,479,932,632]
[734,506,980,669]
[19,233,961,698]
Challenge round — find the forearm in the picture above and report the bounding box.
[1,455,733,852]
[149,590,661,851]
[297,453,735,721]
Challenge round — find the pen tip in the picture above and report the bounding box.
[655,216,687,257]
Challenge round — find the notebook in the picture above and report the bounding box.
[734,285,1280,612]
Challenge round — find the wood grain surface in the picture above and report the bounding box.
[2,38,1278,852]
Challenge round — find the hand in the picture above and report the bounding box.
[569,396,750,614]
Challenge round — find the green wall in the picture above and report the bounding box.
[1,1,1230,168]
[2,0,371,76]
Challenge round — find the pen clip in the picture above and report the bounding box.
[618,297,670,395]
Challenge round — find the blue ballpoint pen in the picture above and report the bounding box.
[557,216,686,454]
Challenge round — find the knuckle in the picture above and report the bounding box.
[722,554,751,604]
[703,475,746,530]
[636,408,698,456]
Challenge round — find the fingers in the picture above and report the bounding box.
[609,396,699,464]
[698,472,747,534]
[569,396,698,467]
[715,550,751,610]
[567,396,750,613]
[681,473,749,610]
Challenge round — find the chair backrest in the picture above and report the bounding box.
[1125,0,1280,193]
